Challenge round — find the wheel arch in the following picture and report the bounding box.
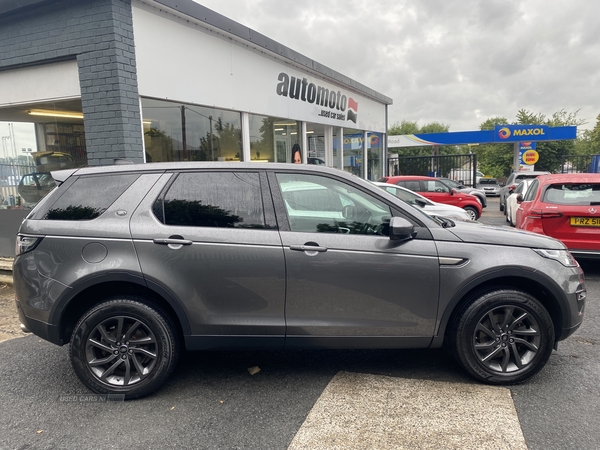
[433,273,568,348]
[52,273,191,345]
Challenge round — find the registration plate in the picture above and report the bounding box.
[570,217,600,227]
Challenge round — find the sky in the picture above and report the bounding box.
[195,0,600,132]
[0,122,36,158]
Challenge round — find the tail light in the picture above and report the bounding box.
[15,234,43,255]
[527,210,563,219]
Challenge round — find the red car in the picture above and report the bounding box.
[377,175,482,220]
[515,173,600,259]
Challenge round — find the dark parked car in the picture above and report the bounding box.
[14,163,586,398]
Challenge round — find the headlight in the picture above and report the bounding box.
[533,248,579,267]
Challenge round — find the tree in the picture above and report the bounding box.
[387,121,451,157]
[515,109,584,173]
[574,114,600,156]
[473,117,512,178]
[388,120,419,136]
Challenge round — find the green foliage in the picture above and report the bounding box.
[387,121,451,157]
[514,109,584,173]
[574,114,600,156]
[388,120,419,136]
[468,117,512,177]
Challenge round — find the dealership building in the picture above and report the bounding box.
[0,0,392,255]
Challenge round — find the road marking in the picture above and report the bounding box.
[288,371,527,450]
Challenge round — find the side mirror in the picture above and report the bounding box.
[450,188,455,196]
[389,216,416,241]
[516,193,524,203]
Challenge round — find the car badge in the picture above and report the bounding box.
[589,207,597,214]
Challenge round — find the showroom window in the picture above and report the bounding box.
[367,132,383,181]
[248,114,301,162]
[141,98,242,163]
[156,171,266,228]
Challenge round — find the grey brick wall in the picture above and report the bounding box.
[0,0,143,165]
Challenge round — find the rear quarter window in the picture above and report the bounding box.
[44,174,140,220]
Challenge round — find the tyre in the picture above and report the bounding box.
[463,206,479,220]
[451,290,554,385]
[70,297,179,399]
[505,204,511,222]
[499,198,504,212]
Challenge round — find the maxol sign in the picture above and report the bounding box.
[494,125,549,142]
[388,126,577,148]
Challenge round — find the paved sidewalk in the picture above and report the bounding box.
[0,257,12,285]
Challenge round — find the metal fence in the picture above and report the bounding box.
[560,154,600,174]
[387,153,478,187]
[0,161,37,206]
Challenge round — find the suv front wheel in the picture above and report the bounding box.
[70,297,179,399]
[463,206,479,220]
[452,290,554,384]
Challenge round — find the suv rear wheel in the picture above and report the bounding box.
[452,290,554,384]
[70,297,179,399]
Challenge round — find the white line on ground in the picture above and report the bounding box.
[288,371,527,450]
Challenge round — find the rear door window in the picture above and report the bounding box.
[397,180,421,191]
[156,171,267,228]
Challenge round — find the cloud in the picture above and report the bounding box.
[195,0,600,130]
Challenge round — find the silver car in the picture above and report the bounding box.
[13,163,586,398]
[479,177,502,196]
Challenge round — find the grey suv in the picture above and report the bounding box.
[13,163,586,398]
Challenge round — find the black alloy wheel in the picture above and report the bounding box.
[70,297,179,399]
[452,290,554,384]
